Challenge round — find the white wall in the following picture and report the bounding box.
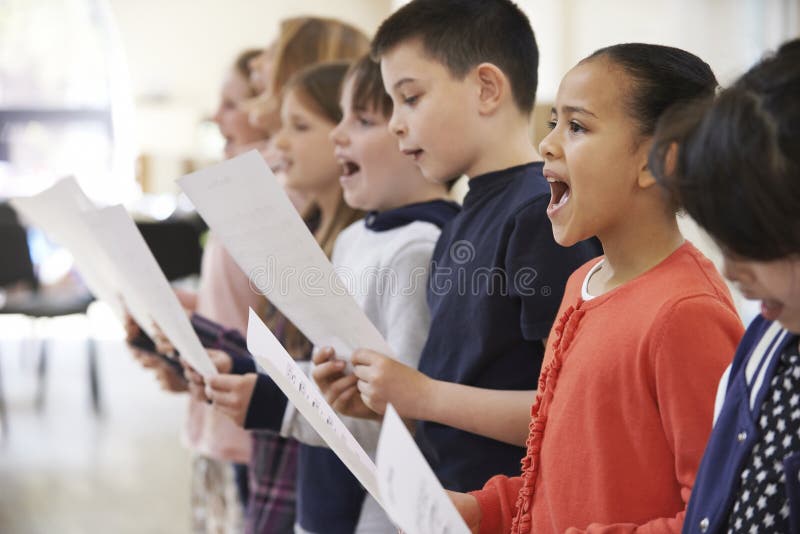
[517,0,799,101]
[108,0,393,191]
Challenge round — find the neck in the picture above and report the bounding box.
[378,179,448,212]
[595,209,684,294]
[467,116,541,179]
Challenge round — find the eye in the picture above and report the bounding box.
[568,121,586,134]
[546,119,557,130]
[357,114,375,127]
[403,94,419,106]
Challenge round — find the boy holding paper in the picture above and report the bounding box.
[313,0,601,494]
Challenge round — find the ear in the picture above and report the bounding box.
[474,63,506,115]
[636,139,657,189]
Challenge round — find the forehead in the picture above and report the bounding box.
[555,58,630,119]
[380,38,453,88]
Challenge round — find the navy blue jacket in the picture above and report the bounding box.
[684,315,800,533]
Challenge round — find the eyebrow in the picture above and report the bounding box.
[551,105,598,118]
[392,78,417,91]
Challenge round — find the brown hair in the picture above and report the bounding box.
[273,62,365,355]
[345,54,393,118]
[233,48,262,94]
[250,16,370,133]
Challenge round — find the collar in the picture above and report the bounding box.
[364,199,461,232]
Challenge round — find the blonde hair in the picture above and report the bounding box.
[249,17,370,133]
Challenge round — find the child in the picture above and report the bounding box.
[649,38,800,534]
[127,48,265,534]
[190,61,370,534]
[451,43,746,534]
[314,0,601,494]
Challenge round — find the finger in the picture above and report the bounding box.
[331,385,359,412]
[351,349,378,366]
[207,374,241,393]
[352,363,375,382]
[324,374,359,403]
[312,360,347,383]
[312,346,336,365]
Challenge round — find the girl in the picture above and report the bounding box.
[199,62,367,534]
[144,18,369,534]
[127,48,265,534]
[650,38,800,534]
[453,44,745,533]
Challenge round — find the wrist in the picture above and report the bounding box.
[412,373,437,421]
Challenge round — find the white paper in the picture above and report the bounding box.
[376,405,471,534]
[178,150,393,361]
[245,308,382,503]
[79,205,216,377]
[10,178,155,337]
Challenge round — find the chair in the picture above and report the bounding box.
[136,217,204,281]
[0,204,100,438]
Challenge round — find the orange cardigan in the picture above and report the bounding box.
[472,243,744,534]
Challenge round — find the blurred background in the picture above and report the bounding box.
[0,0,797,532]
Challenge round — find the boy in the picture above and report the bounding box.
[315,0,601,493]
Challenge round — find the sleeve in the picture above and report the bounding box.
[564,296,743,534]
[191,313,257,374]
[378,238,437,369]
[469,474,524,534]
[505,197,600,342]
[243,373,288,431]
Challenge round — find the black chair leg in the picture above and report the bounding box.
[88,337,101,415]
[35,339,47,412]
[0,347,8,440]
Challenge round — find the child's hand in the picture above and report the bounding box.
[351,349,431,418]
[447,490,481,533]
[152,324,175,356]
[312,348,380,420]
[152,360,189,393]
[180,358,206,401]
[123,311,140,343]
[208,349,233,374]
[207,373,258,427]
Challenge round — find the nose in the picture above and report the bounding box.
[273,128,288,151]
[388,109,406,138]
[212,105,224,126]
[330,121,348,146]
[539,128,560,161]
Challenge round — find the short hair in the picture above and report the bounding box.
[585,43,718,140]
[371,0,539,113]
[650,38,800,260]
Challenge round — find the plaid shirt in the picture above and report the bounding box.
[192,313,298,534]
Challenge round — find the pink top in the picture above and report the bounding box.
[184,234,264,463]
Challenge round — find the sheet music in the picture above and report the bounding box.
[178,150,393,361]
[10,178,155,337]
[376,405,471,534]
[79,205,216,377]
[245,308,382,503]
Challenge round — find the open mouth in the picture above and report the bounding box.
[548,179,571,211]
[341,160,361,177]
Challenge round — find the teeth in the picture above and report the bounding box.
[555,189,570,208]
